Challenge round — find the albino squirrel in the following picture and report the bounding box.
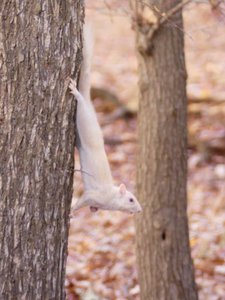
[69,26,142,214]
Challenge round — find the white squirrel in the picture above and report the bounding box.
[69,27,142,214]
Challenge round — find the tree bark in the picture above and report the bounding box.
[133,1,198,299]
[0,1,83,299]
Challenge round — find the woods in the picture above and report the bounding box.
[1,0,224,299]
[0,1,83,298]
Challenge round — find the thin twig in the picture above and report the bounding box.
[159,0,192,26]
[137,0,193,54]
[74,169,93,177]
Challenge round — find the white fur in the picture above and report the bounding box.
[69,26,142,215]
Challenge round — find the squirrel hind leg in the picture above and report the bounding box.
[69,78,76,90]
[69,79,83,101]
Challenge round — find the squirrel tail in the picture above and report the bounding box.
[78,23,93,102]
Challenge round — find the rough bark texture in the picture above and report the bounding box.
[134,1,198,300]
[0,1,84,299]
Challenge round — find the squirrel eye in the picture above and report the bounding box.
[129,198,134,203]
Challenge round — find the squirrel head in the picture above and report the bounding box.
[114,184,142,214]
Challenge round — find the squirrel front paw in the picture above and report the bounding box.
[90,206,98,212]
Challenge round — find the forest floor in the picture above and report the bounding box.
[66,1,225,300]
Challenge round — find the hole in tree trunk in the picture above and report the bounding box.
[161,230,166,240]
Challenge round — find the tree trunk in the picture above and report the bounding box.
[0,1,83,299]
[133,1,198,299]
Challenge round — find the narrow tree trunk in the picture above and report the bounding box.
[133,1,198,299]
[0,1,83,299]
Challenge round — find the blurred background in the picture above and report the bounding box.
[67,1,225,299]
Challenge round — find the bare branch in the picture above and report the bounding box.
[158,0,192,26]
[135,0,193,55]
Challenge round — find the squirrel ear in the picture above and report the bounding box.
[119,183,127,196]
